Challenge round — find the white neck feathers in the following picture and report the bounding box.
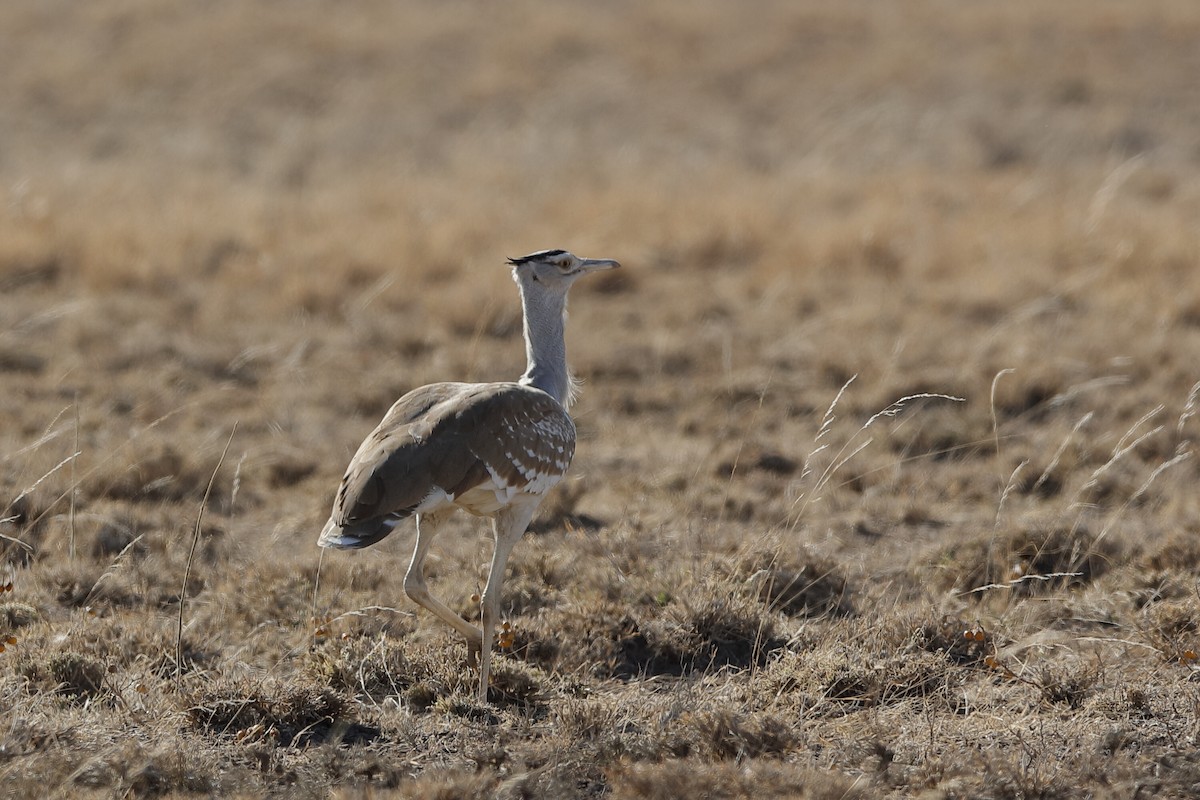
[517,282,573,408]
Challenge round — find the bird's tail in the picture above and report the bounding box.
[317,515,400,550]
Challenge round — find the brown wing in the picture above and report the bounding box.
[331,382,575,529]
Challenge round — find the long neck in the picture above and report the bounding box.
[517,283,571,406]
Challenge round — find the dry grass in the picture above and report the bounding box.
[4,0,1200,797]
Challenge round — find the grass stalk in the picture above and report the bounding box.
[176,423,238,685]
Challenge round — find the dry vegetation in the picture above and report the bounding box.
[3,1,1200,797]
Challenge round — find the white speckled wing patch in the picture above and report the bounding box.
[459,392,575,513]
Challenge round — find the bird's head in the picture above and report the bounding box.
[507,249,620,293]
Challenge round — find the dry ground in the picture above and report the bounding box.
[3,1,1200,797]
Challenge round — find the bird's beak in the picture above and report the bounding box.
[577,257,621,273]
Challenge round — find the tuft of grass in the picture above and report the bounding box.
[1137,599,1200,664]
[606,759,866,800]
[306,634,422,702]
[792,645,956,711]
[21,650,110,700]
[938,523,1119,597]
[512,587,782,680]
[184,677,378,748]
[0,601,40,629]
[510,604,678,679]
[665,591,785,671]
[680,709,800,760]
[1032,659,1104,709]
[911,614,994,666]
[739,550,853,618]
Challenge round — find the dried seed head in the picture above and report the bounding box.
[963,625,987,642]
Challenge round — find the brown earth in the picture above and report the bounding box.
[3,1,1200,797]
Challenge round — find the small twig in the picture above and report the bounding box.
[3,405,71,463]
[990,368,1015,464]
[813,392,964,495]
[824,438,874,486]
[69,398,80,562]
[816,374,857,443]
[18,404,194,535]
[860,392,966,430]
[959,571,1084,596]
[177,423,238,685]
[1130,447,1192,505]
[994,460,1029,528]
[9,451,81,514]
[1032,412,1092,495]
[1086,154,1143,233]
[788,389,964,529]
[331,605,413,622]
[1074,417,1163,502]
[312,547,325,638]
[81,534,145,607]
[1073,636,1164,652]
[1114,405,1164,456]
[230,454,245,514]
[0,531,34,552]
[1091,445,1193,551]
[1178,381,1200,437]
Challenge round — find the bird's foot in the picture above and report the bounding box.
[465,639,481,669]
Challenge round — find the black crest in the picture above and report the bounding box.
[507,249,567,266]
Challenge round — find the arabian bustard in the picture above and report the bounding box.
[318,249,620,702]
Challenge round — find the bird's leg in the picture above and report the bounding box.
[464,640,481,669]
[403,513,484,662]
[478,501,538,703]
[464,615,483,669]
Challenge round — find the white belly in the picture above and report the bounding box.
[452,471,564,516]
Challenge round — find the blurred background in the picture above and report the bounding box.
[3,0,1196,282]
[4,0,1200,568]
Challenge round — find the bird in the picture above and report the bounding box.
[318,249,620,703]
